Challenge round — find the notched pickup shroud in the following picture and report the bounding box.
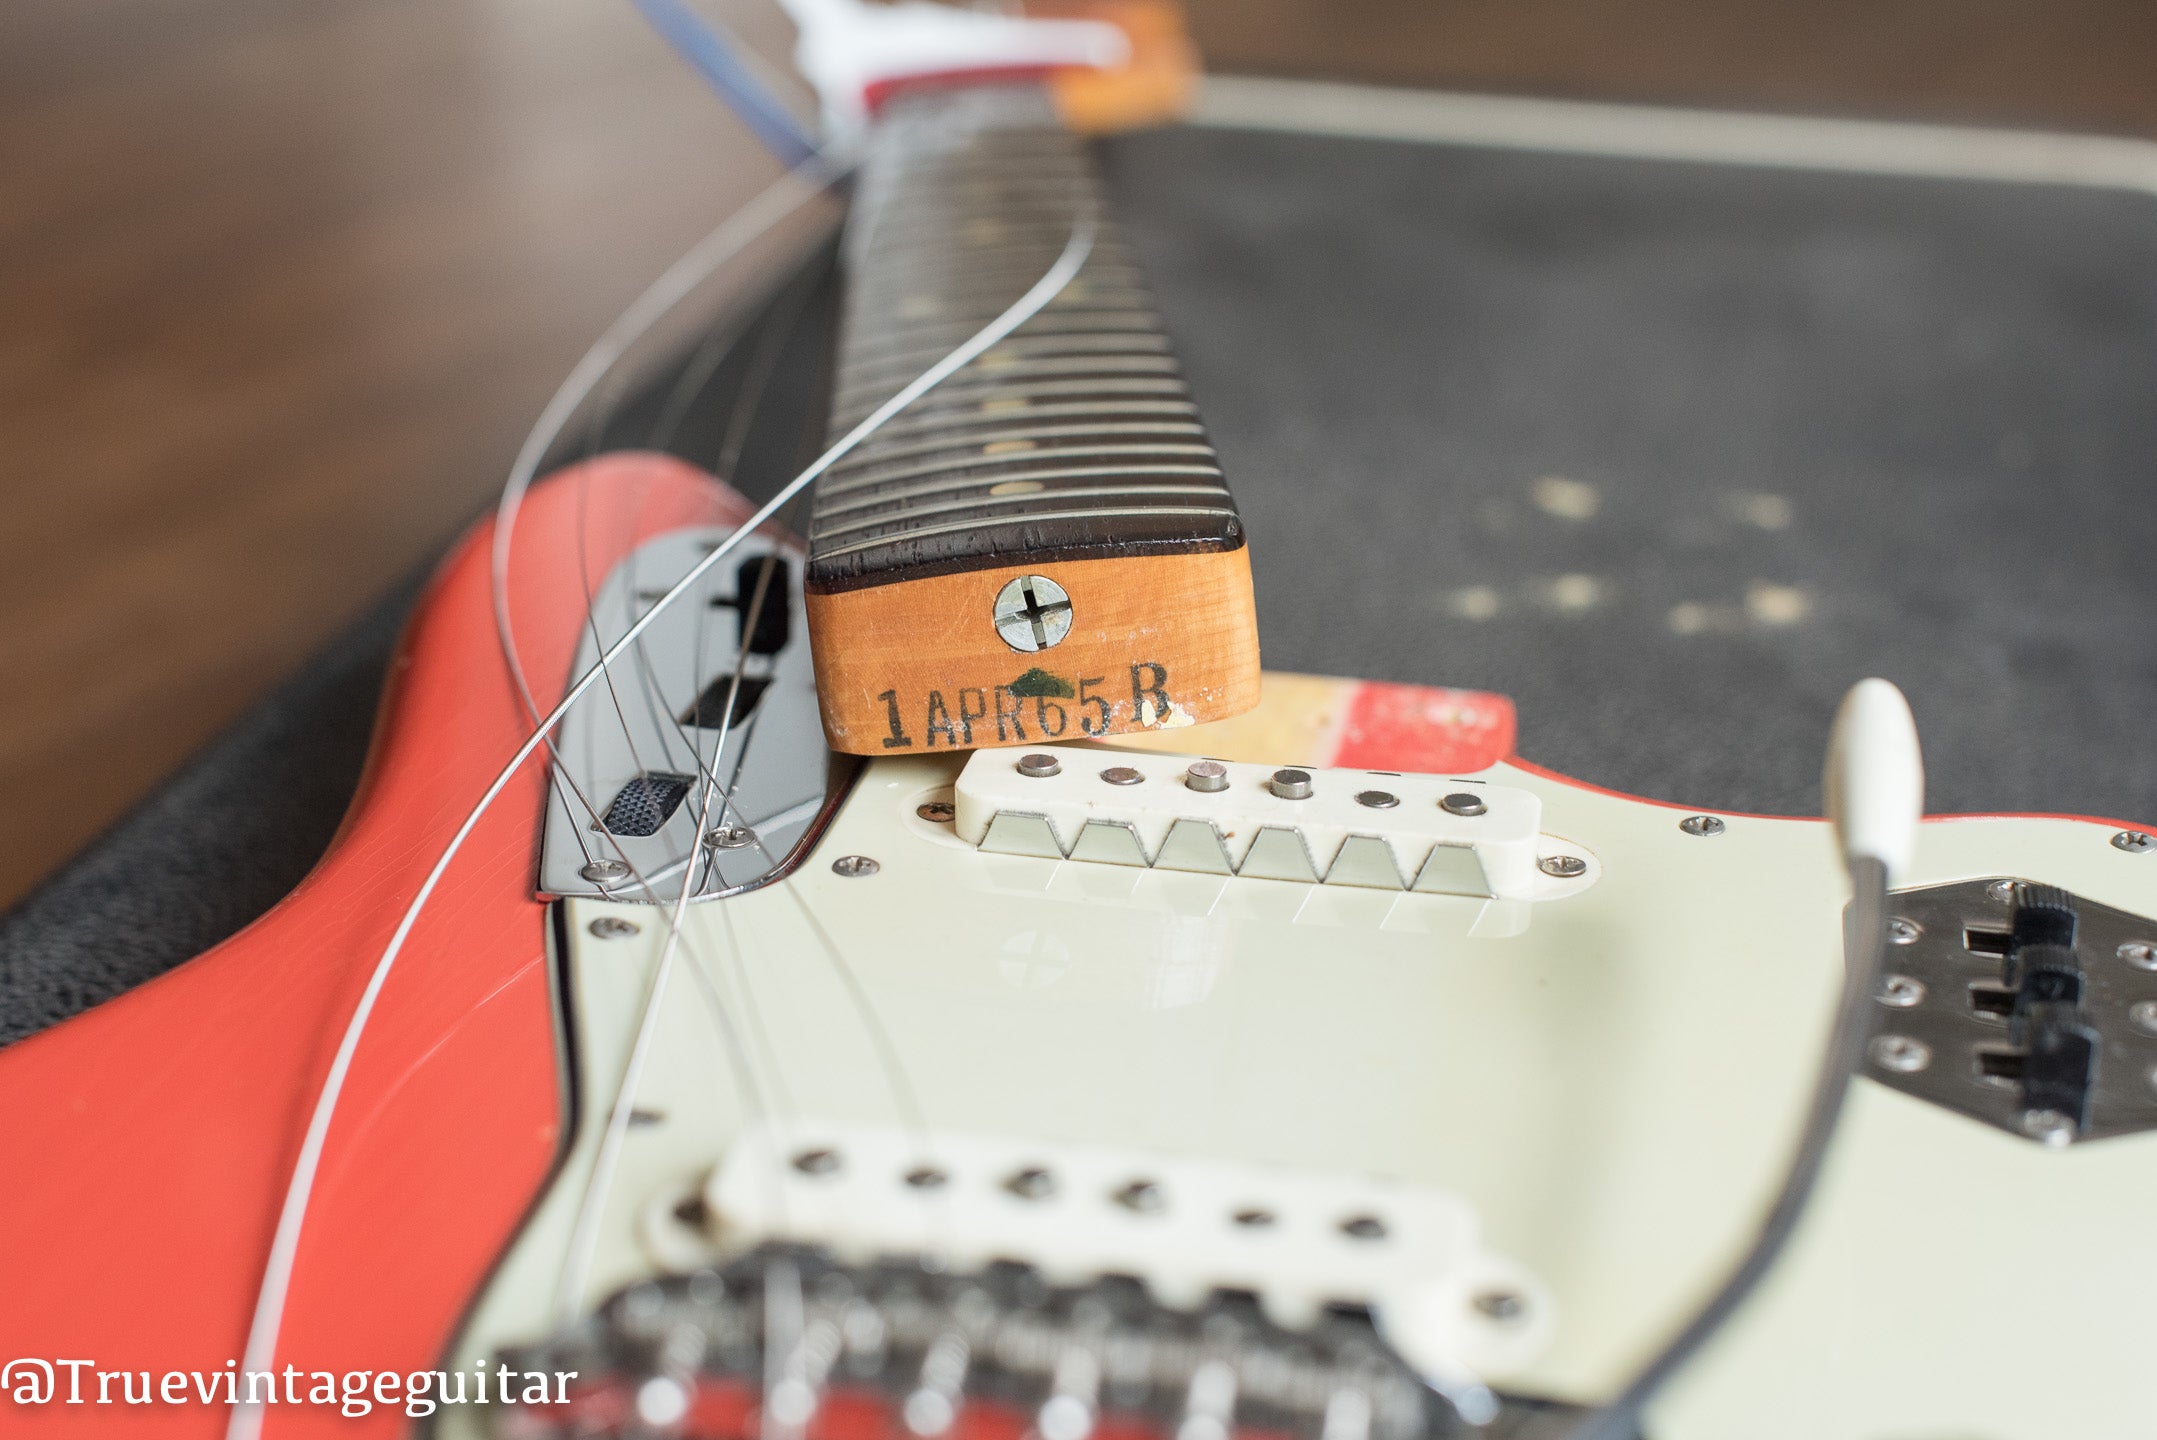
[804,86,1260,756]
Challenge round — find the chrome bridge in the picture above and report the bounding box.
[494,1246,1474,1440]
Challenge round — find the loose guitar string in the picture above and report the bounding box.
[627,251,821,801]
[550,520,798,1324]
[227,217,1095,1440]
[488,159,852,877]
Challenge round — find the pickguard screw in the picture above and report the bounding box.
[1473,1290,1527,1324]
[1441,792,1486,817]
[705,826,756,850]
[1269,768,1314,800]
[588,916,641,940]
[832,855,880,878]
[1113,1179,1166,1213]
[1004,1166,1056,1200]
[792,1148,841,1176]
[2130,1000,2157,1034]
[1338,1214,1388,1241]
[1988,879,2017,903]
[1871,1034,1931,1073]
[1184,760,1230,793]
[2115,830,2157,854]
[904,1166,949,1190]
[992,574,1074,652]
[1231,1207,1276,1228]
[2120,942,2157,971]
[1878,974,1925,1007]
[1100,766,1144,786]
[1538,855,1588,878]
[1017,753,1062,779]
[1679,815,1725,837]
[580,858,631,883]
[917,801,955,823]
[2021,1109,2076,1146]
[1888,917,1922,945]
[1356,790,1399,809]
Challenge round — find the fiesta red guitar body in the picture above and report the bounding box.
[0,454,741,1436]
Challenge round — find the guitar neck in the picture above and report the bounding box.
[803,83,1259,755]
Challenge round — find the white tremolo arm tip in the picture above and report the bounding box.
[1823,677,1925,884]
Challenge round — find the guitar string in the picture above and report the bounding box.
[488,159,852,874]
[226,215,1095,1440]
[531,160,832,1323]
[550,490,803,1322]
[618,262,818,824]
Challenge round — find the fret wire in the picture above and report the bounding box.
[815,466,1229,518]
[828,377,1193,430]
[819,443,1221,495]
[833,355,1180,409]
[812,506,1240,565]
[838,413,1204,451]
[826,421,1206,475]
[841,333,1174,385]
[811,484,1235,542]
[868,399,1198,439]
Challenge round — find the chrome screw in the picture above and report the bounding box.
[2120,942,2157,971]
[705,826,756,850]
[2021,1109,2076,1147]
[1539,855,1588,878]
[1338,1214,1388,1241]
[2114,830,2156,854]
[1887,917,1922,945]
[1269,768,1314,800]
[792,1148,841,1176]
[1356,789,1399,809]
[1183,760,1230,793]
[1679,815,1726,837]
[1877,974,1925,1007]
[1016,753,1062,779]
[580,858,631,883]
[992,574,1074,652]
[1871,1034,1931,1073]
[1988,879,2017,903]
[588,916,641,940]
[904,1166,949,1190]
[1231,1208,1276,1228]
[1113,1179,1166,1213]
[1473,1291,1527,1324]
[2130,1000,2157,1035]
[1100,766,1144,786]
[1441,792,1486,817]
[917,801,956,823]
[832,855,880,878]
[1004,1166,1056,1200]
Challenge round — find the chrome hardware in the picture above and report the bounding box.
[992,575,1074,653]
[1183,760,1230,793]
[1863,878,2157,1143]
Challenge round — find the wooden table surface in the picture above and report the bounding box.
[5,0,2155,908]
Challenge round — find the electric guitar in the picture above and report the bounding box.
[3,7,2154,1440]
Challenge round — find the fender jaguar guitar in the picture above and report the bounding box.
[2,7,2154,1440]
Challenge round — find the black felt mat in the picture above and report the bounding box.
[7,114,2156,1044]
[1103,123,2157,825]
